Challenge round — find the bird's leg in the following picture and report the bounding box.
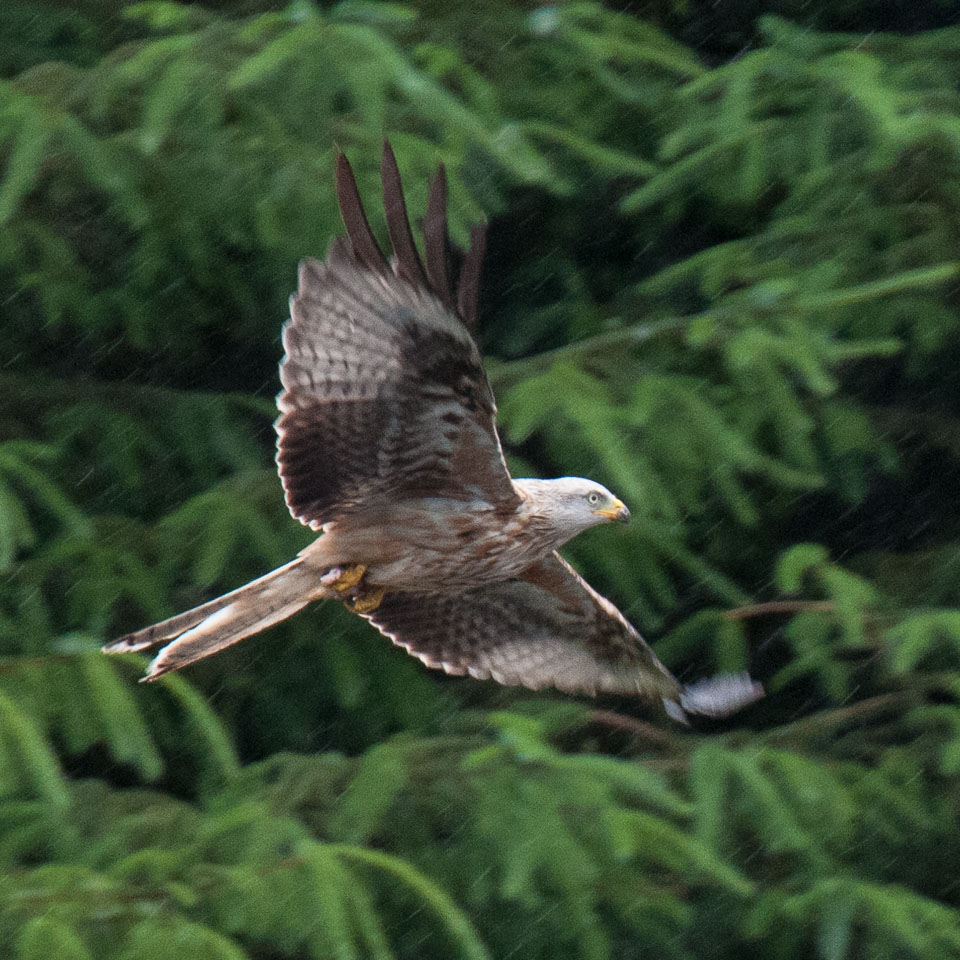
[320,564,386,613]
[344,586,387,615]
[321,563,368,593]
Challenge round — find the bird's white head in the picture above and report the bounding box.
[514,477,630,547]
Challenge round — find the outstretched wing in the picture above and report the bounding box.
[277,143,518,530]
[363,553,763,718]
[363,553,680,702]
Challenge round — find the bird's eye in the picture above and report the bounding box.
[587,492,601,505]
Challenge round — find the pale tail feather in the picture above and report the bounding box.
[102,558,315,681]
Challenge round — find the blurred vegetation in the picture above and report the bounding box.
[2,0,960,957]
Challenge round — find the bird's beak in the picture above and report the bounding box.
[595,499,630,523]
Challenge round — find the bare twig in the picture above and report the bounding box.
[723,600,836,620]
[764,691,914,742]
[486,317,688,389]
[588,709,678,749]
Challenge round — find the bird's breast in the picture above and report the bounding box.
[324,499,558,592]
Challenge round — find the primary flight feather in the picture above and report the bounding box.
[104,142,761,721]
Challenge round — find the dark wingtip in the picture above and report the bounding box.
[457,223,487,330]
[380,140,429,289]
[424,163,454,309]
[334,142,487,330]
[335,149,388,274]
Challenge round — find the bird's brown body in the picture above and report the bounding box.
[302,486,589,593]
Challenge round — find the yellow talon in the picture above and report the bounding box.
[345,587,386,615]
[331,563,367,593]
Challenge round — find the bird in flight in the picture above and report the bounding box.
[104,142,761,721]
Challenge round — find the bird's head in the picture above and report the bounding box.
[515,477,630,546]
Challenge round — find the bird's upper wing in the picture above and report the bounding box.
[363,552,763,718]
[277,144,518,529]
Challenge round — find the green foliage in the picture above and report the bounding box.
[1,709,957,959]
[2,0,960,957]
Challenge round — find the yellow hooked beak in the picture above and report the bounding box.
[594,498,630,523]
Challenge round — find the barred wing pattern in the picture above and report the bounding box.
[276,147,518,529]
[363,552,763,716]
[365,553,679,700]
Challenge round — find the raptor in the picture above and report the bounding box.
[104,143,761,721]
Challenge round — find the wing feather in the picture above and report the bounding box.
[363,553,682,702]
[277,147,517,528]
[363,553,764,718]
[334,152,389,275]
[424,164,454,309]
[380,141,429,289]
[457,225,487,331]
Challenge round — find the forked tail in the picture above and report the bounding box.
[102,558,315,680]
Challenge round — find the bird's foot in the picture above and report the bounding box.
[322,563,368,593]
[321,564,385,613]
[344,586,386,615]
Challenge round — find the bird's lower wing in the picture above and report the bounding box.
[363,552,761,717]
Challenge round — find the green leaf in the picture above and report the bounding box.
[0,690,69,809]
[776,544,829,593]
[331,845,492,960]
[148,667,241,787]
[328,741,407,843]
[78,654,164,782]
[16,916,94,960]
[0,99,52,225]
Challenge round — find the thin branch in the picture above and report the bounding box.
[588,709,678,748]
[764,691,915,742]
[487,317,687,388]
[0,370,275,419]
[790,262,960,312]
[723,600,836,620]
[0,653,78,674]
